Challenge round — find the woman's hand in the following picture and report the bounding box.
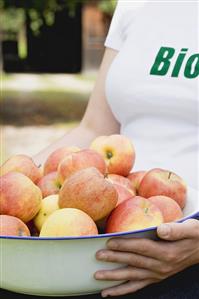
[94,219,199,297]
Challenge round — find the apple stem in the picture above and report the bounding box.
[106,151,113,159]
[168,172,172,179]
[104,173,109,179]
[56,181,62,189]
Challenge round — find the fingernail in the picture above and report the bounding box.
[96,251,105,260]
[158,224,170,237]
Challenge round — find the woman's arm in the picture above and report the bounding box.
[33,48,120,166]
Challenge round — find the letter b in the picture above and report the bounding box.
[150,47,175,76]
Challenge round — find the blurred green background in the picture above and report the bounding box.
[1,0,117,161]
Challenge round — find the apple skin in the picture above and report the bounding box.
[59,167,118,221]
[40,208,98,237]
[148,196,183,223]
[37,172,61,198]
[138,168,187,209]
[34,195,60,232]
[95,183,135,232]
[0,154,42,184]
[0,215,30,236]
[0,172,42,223]
[43,146,79,175]
[106,196,163,233]
[107,174,134,191]
[90,134,135,176]
[107,174,136,206]
[113,184,136,206]
[57,149,106,184]
[127,171,146,192]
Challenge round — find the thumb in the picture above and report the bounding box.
[157,219,199,241]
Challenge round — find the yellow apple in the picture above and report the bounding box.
[40,208,98,237]
[34,195,59,232]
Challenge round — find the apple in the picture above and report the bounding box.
[148,195,183,222]
[57,149,106,184]
[0,154,42,184]
[37,172,61,197]
[96,184,135,232]
[40,208,98,237]
[138,168,187,208]
[113,184,136,206]
[0,172,42,223]
[43,146,80,175]
[0,215,30,236]
[59,167,118,221]
[106,196,163,233]
[34,195,60,232]
[96,177,138,232]
[107,174,134,191]
[127,171,146,192]
[107,174,136,206]
[90,134,135,176]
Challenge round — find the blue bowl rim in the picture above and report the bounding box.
[1,211,199,241]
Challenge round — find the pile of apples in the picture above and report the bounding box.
[0,134,187,238]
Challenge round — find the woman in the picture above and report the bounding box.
[33,0,199,298]
[35,0,199,299]
[0,1,198,298]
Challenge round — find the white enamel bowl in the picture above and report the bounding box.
[1,187,199,297]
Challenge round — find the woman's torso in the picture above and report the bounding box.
[105,0,199,190]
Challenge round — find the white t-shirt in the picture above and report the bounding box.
[105,0,199,190]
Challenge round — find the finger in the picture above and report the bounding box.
[106,238,165,259]
[101,279,155,297]
[96,249,161,271]
[94,266,154,281]
[157,219,199,241]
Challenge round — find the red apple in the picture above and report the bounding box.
[114,184,136,206]
[106,196,163,233]
[59,167,118,221]
[0,215,30,236]
[138,168,187,209]
[0,172,42,223]
[0,154,42,184]
[148,196,183,222]
[37,171,61,198]
[90,134,135,176]
[107,174,136,206]
[107,174,134,191]
[127,171,146,192]
[58,149,106,184]
[43,146,79,175]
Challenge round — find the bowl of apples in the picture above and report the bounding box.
[0,134,199,297]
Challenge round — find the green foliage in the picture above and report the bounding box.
[0,8,25,37]
[0,0,117,36]
[98,0,117,16]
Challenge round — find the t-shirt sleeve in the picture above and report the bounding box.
[104,0,145,51]
[104,1,126,51]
